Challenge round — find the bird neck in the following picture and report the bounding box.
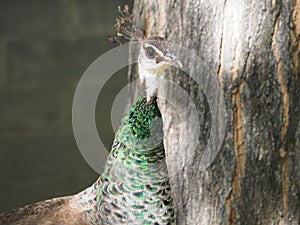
[76,97,173,224]
[99,97,167,180]
[138,64,161,103]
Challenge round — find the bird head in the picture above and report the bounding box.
[109,5,182,73]
[109,5,182,103]
[137,37,182,103]
[138,37,182,77]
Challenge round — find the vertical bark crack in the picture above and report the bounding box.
[226,82,246,225]
[217,0,227,87]
[217,30,224,86]
[272,9,290,220]
[232,83,246,199]
[292,0,300,80]
[225,191,236,225]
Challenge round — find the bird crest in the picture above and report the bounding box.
[108,5,170,55]
[108,5,145,45]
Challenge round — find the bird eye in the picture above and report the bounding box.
[145,47,156,58]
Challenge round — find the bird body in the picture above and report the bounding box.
[0,98,175,225]
[0,196,89,225]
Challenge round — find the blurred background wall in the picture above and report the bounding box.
[0,0,133,212]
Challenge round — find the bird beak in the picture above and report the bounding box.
[172,58,183,68]
[164,52,183,68]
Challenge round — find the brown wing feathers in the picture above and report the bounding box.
[0,196,90,225]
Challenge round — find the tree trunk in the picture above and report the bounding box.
[132,0,300,224]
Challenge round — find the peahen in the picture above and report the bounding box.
[0,98,175,225]
[0,6,180,225]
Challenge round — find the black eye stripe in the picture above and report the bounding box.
[145,46,156,58]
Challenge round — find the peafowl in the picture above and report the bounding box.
[0,97,175,225]
[0,6,180,225]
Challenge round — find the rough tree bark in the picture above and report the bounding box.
[131,0,300,224]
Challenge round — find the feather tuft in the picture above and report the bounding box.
[108,5,145,45]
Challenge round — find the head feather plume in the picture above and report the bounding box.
[108,5,145,45]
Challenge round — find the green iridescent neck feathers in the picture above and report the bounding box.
[115,97,163,152]
[128,97,161,139]
[91,97,175,225]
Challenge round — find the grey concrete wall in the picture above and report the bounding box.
[0,0,131,212]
